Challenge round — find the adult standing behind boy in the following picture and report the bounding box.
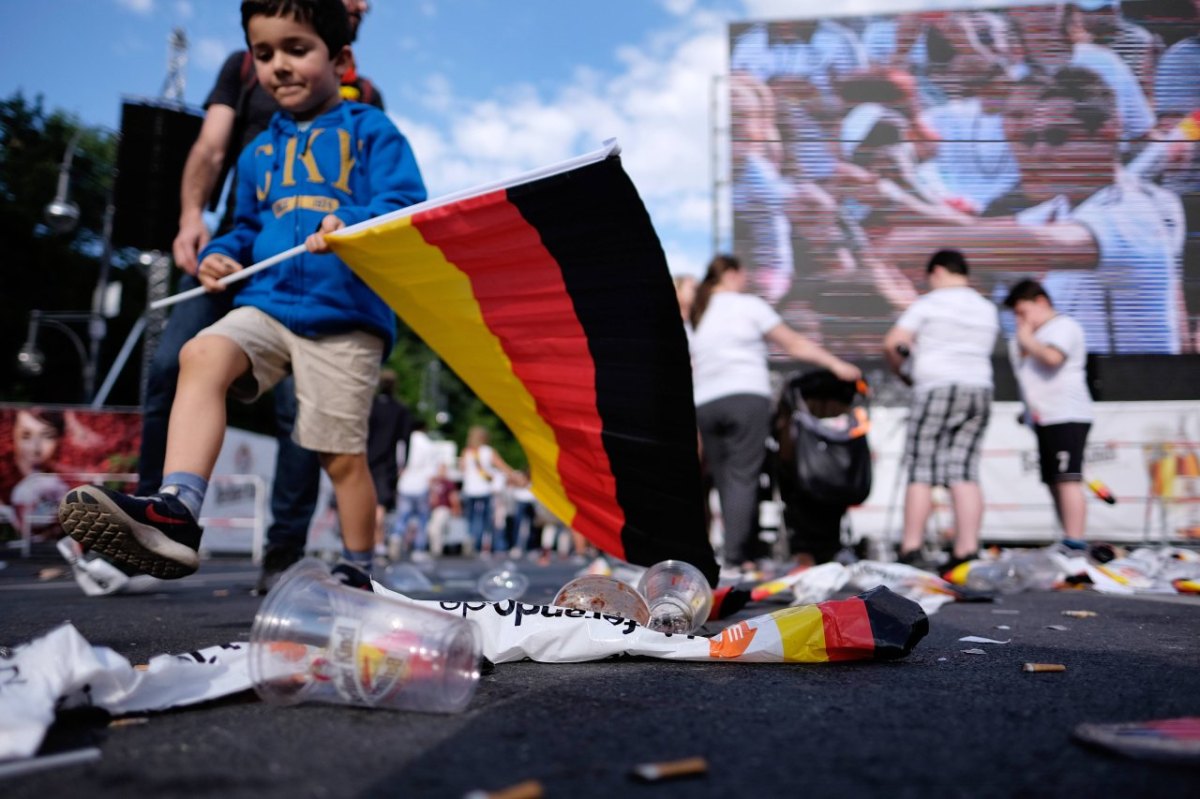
[61,0,427,587]
[366,369,410,560]
[138,0,381,594]
[1003,279,1093,543]
[883,249,999,574]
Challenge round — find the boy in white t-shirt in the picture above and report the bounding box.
[1004,279,1094,542]
[884,249,999,574]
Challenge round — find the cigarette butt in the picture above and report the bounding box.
[212,589,230,597]
[462,779,544,799]
[1062,610,1097,618]
[1022,662,1067,673]
[109,717,149,728]
[632,756,709,782]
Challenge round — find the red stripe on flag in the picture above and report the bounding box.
[412,192,626,557]
[819,597,876,662]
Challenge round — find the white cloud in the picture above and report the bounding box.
[193,36,234,70]
[741,0,1056,19]
[393,13,730,277]
[660,0,698,15]
[174,0,193,19]
[115,0,155,14]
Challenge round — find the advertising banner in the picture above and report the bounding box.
[0,405,140,541]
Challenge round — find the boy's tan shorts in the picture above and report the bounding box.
[196,306,382,454]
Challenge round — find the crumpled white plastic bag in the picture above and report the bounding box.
[778,561,959,616]
[0,624,249,762]
[375,585,925,666]
[56,538,163,597]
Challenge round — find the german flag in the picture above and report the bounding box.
[706,586,928,662]
[329,153,718,585]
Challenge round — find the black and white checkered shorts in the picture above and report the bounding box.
[905,385,992,486]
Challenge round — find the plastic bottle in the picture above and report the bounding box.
[964,550,1062,594]
[1010,550,1062,592]
[964,561,1023,594]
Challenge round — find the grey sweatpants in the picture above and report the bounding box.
[696,393,771,565]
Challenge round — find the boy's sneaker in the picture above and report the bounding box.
[58,485,203,579]
[331,561,374,592]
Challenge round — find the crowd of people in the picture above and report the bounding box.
[45,0,1184,589]
[731,3,1199,357]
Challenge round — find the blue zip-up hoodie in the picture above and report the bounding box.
[200,101,426,352]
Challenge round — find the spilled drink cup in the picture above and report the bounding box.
[249,559,481,713]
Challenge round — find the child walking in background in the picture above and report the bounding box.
[58,0,426,587]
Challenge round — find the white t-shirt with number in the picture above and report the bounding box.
[1009,314,1093,425]
[691,291,782,407]
[895,286,998,392]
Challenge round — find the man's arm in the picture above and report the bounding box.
[172,104,237,275]
[878,219,1100,273]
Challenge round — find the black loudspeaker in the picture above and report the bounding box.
[112,98,203,252]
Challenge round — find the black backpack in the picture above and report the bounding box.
[775,370,873,508]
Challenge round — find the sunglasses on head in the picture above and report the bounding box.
[1018,126,1074,148]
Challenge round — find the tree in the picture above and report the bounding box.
[0,92,144,406]
[386,317,525,469]
[0,90,523,465]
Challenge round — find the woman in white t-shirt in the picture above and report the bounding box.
[689,255,861,570]
[459,425,519,554]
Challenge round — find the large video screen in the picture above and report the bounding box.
[730,2,1200,356]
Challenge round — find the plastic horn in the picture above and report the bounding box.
[1086,478,1116,505]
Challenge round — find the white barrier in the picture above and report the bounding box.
[197,474,268,564]
[847,400,1200,548]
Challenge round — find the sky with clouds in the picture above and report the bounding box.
[0,0,1050,276]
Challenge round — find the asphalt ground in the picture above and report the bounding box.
[2,549,1199,798]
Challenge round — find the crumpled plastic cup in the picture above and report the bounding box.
[551,574,650,625]
[477,563,529,601]
[249,559,481,713]
[637,559,713,633]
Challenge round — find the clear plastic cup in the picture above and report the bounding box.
[551,574,650,625]
[477,563,530,601]
[249,559,481,713]
[379,563,435,594]
[637,559,713,634]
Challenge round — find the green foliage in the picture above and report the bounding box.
[385,316,526,469]
[0,90,524,465]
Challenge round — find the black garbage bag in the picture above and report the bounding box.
[776,369,872,508]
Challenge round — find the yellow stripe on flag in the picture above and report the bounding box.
[329,215,577,526]
[771,604,829,663]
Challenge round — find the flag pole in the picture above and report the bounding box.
[150,139,621,311]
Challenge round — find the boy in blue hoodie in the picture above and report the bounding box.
[58,0,426,587]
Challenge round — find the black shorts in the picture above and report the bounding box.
[1034,422,1090,484]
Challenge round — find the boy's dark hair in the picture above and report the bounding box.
[1041,66,1115,133]
[1003,279,1052,308]
[926,249,968,276]
[241,0,352,58]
